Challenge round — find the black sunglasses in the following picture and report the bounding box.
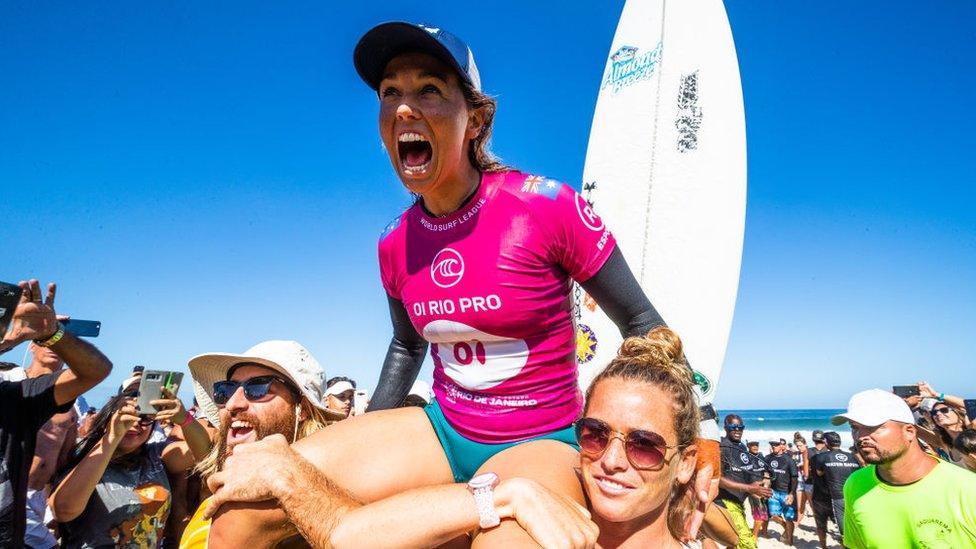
[725,423,746,431]
[931,407,953,416]
[575,417,679,470]
[213,375,296,406]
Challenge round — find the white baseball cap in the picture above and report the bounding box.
[325,380,355,397]
[188,340,344,426]
[831,388,915,427]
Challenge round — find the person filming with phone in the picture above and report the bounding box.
[0,279,113,547]
[895,382,973,469]
[48,376,210,547]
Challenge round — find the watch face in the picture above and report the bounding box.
[469,472,499,490]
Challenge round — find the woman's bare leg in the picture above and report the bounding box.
[293,406,454,501]
[470,440,584,548]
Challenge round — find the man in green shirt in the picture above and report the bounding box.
[832,388,976,548]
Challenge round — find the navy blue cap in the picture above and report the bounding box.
[354,22,481,92]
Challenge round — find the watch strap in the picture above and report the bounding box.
[468,473,501,529]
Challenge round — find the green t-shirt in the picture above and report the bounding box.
[844,460,976,549]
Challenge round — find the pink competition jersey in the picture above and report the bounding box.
[378,170,616,443]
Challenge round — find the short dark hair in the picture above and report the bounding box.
[326,376,356,389]
[724,414,743,426]
[954,429,976,454]
[825,431,842,447]
[747,441,759,447]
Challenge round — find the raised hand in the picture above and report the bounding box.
[151,387,188,425]
[2,280,58,348]
[917,381,938,399]
[106,399,141,446]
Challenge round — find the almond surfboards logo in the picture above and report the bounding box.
[431,248,465,288]
[602,42,663,94]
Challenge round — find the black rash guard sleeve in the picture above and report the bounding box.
[788,458,799,494]
[366,295,429,411]
[579,246,666,338]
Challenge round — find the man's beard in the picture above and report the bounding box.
[217,409,297,470]
[858,441,907,465]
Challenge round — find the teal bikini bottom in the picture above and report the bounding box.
[423,399,579,483]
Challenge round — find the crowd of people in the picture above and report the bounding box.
[3,18,975,549]
[4,281,975,549]
[717,387,976,549]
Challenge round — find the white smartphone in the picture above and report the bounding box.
[353,390,369,416]
[136,370,183,416]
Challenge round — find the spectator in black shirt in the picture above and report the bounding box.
[0,280,112,547]
[746,441,770,540]
[797,430,826,524]
[812,431,860,546]
[764,438,798,545]
[717,414,770,549]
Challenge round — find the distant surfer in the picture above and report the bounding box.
[206,21,716,545]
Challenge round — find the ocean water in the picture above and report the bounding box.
[718,409,854,449]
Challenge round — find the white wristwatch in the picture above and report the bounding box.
[467,472,501,529]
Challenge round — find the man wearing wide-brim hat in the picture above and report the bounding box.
[179,340,344,549]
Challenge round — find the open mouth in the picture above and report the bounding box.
[228,419,257,445]
[397,131,432,175]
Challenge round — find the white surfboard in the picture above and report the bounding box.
[575,0,747,410]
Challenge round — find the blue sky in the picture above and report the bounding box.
[3,1,974,409]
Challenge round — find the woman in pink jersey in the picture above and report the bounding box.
[207,22,714,547]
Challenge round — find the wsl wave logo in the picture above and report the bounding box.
[431,248,465,288]
[602,43,663,94]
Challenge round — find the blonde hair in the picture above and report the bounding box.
[585,326,700,539]
[195,398,335,480]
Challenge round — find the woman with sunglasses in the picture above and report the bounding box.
[910,382,972,468]
[49,385,211,548]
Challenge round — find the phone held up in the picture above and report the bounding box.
[353,390,369,416]
[62,319,101,337]
[0,281,24,337]
[893,385,921,399]
[965,399,976,423]
[136,370,184,417]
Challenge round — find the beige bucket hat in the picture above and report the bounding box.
[188,340,345,426]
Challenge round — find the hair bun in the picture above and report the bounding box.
[618,326,686,365]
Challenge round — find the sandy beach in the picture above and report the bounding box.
[746,500,844,549]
